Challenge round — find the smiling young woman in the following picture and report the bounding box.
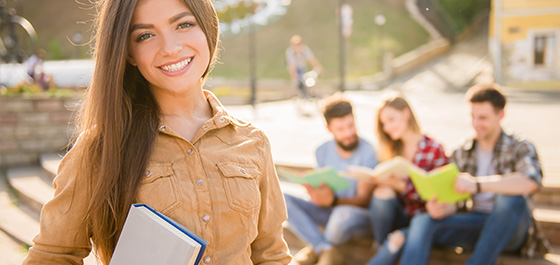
[21,0,291,264]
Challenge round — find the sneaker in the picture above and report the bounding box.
[315,247,344,265]
[292,245,319,265]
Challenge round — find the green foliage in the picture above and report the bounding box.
[434,0,490,32]
[213,0,431,80]
[47,39,66,60]
[0,83,79,97]
[2,83,42,95]
[217,2,257,23]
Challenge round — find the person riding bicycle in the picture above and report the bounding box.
[285,35,322,99]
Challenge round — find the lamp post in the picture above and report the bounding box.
[374,14,386,73]
[249,1,259,110]
[338,1,352,92]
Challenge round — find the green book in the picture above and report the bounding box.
[407,163,470,203]
[277,167,351,192]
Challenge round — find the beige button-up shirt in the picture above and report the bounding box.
[23,91,291,264]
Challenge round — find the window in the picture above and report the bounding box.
[534,34,556,67]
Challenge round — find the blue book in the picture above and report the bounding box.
[110,204,208,265]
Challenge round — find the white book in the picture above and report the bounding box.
[110,204,208,265]
[344,156,414,180]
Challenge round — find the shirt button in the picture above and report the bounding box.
[159,125,166,131]
[196,179,204,186]
[187,149,194,155]
[203,256,211,263]
[202,214,210,223]
[145,170,151,177]
[202,124,209,130]
[240,168,246,174]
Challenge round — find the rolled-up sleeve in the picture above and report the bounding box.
[250,131,292,265]
[514,140,543,187]
[23,140,92,265]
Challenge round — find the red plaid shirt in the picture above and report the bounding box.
[400,135,448,217]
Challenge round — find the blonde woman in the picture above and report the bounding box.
[366,93,447,265]
[22,0,291,264]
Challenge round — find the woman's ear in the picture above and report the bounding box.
[127,55,137,66]
[402,108,411,120]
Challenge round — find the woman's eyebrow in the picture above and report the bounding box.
[130,11,193,32]
[130,23,153,32]
[169,11,193,24]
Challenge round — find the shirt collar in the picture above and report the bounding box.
[464,128,508,153]
[157,90,250,133]
[203,90,250,129]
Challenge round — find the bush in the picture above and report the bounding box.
[0,83,79,97]
[435,0,490,32]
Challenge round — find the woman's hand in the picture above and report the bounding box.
[426,196,457,220]
[373,175,406,193]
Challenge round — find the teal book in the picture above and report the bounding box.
[110,204,208,265]
[277,167,351,192]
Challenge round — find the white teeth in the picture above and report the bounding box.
[160,58,192,72]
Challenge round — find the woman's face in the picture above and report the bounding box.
[128,0,210,94]
[379,106,410,141]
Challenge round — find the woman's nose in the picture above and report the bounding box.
[160,33,182,56]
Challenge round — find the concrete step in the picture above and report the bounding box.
[534,206,560,246]
[534,185,560,208]
[0,229,27,265]
[0,176,40,248]
[39,153,62,181]
[6,167,54,213]
[429,245,560,265]
[0,172,99,265]
[285,227,560,265]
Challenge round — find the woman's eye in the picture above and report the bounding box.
[178,22,194,29]
[136,33,153,42]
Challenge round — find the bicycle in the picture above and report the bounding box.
[0,0,38,63]
[294,70,321,116]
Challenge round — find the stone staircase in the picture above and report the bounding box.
[0,155,559,265]
[0,154,97,265]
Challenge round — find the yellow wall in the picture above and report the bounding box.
[503,0,560,10]
[501,14,560,43]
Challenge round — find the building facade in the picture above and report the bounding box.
[490,0,560,88]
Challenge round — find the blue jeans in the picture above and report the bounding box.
[284,194,372,254]
[369,197,410,246]
[368,195,531,265]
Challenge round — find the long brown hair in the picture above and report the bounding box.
[375,93,421,161]
[72,0,219,263]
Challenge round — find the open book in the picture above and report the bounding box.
[345,156,413,180]
[110,204,208,265]
[277,167,351,192]
[408,163,471,203]
[344,156,470,203]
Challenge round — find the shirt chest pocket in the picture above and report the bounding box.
[136,163,181,215]
[217,162,261,213]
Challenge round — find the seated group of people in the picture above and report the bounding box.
[284,83,544,265]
